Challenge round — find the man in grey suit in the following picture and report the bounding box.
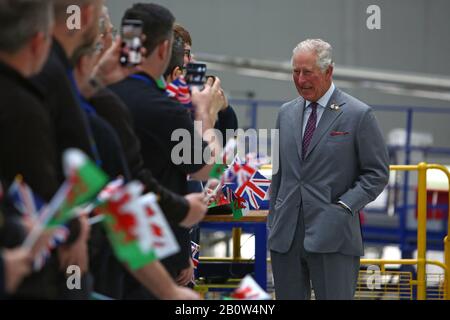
[268,39,389,300]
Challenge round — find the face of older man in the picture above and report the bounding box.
[292,50,333,102]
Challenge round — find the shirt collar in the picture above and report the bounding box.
[305,82,335,109]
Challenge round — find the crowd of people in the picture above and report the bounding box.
[0,0,390,301]
[0,0,237,300]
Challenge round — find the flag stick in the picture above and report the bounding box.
[88,214,105,226]
[22,182,71,250]
[204,181,222,204]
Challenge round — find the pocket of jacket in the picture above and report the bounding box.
[326,135,353,143]
[331,203,352,217]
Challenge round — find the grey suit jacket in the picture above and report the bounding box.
[268,88,389,256]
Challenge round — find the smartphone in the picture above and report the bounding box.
[120,19,143,67]
[185,63,207,88]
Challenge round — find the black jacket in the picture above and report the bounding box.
[25,39,109,299]
[91,87,195,299]
[0,254,4,298]
[32,40,96,178]
[0,62,59,201]
[90,88,190,224]
[215,106,239,144]
[0,60,68,299]
[109,74,209,288]
[84,108,131,300]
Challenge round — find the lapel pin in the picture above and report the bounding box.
[330,102,346,111]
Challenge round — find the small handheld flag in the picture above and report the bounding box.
[98,182,179,270]
[22,149,108,249]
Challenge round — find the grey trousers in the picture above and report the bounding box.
[270,212,360,300]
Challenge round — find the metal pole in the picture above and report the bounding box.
[416,162,428,300]
[427,164,450,300]
[400,109,414,258]
[445,235,450,300]
[232,228,242,260]
[250,101,258,129]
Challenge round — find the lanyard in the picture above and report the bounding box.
[66,70,103,167]
[130,74,167,90]
[130,74,153,86]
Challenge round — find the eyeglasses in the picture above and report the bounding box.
[94,41,104,54]
[111,28,118,38]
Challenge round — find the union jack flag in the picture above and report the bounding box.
[166,75,192,107]
[33,226,69,271]
[225,171,271,210]
[8,176,69,271]
[8,176,45,217]
[222,156,257,186]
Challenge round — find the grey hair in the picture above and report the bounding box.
[0,0,54,53]
[291,39,335,72]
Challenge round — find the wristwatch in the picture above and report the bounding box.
[89,76,103,91]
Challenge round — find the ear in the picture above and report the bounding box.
[171,66,182,80]
[81,3,96,29]
[157,39,171,61]
[325,65,334,80]
[29,32,46,57]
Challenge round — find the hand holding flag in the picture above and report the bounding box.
[22,149,108,250]
[8,176,69,270]
[98,181,179,270]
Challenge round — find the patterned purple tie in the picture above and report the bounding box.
[302,102,318,160]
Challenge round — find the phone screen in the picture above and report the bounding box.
[120,19,143,66]
[185,63,207,88]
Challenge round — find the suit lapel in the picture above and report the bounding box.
[291,97,305,162]
[304,88,344,160]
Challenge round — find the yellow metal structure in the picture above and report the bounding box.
[356,163,450,300]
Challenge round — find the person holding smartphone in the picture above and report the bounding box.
[174,23,238,147]
[173,24,239,271]
[109,3,225,298]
